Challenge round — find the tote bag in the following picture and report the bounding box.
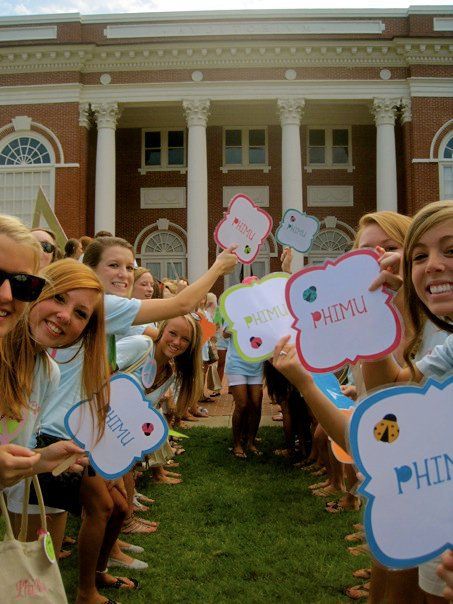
[0,475,68,603]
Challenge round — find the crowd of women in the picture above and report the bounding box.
[0,200,451,603]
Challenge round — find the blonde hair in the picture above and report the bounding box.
[154,314,203,419]
[133,267,152,284]
[403,201,453,372]
[353,211,412,249]
[0,259,110,430]
[162,279,178,296]
[0,214,41,272]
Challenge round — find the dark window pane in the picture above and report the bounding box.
[332,146,349,164]
[145,149,161,166]
[333,129,348,146]
[309,129,325,146]
[225,147,242,164]
[249,147,265,164]
[168,148,184,165]
[444,138,453,159]
[225,129,241,146]
[249,129,265,146]
[168,130,184,147]
[145,131,161,148]
[309,147,325,164]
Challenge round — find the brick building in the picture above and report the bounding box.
[0,6,452,287]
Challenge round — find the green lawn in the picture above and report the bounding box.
[55,428,367,602]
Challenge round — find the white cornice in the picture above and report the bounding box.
[0,39,452,75]
[0,7,452,28]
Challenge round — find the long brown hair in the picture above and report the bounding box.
[403,201,453,374]
[0,259,110,430]
[83,236,133,269]
[154,314,203,419]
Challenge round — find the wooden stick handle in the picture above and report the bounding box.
[51,453,80,477]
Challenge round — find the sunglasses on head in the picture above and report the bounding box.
[40,241,56,254]
[0,270,46,302]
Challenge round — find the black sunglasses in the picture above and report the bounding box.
[40,241,56,254]
[0,270,46,302]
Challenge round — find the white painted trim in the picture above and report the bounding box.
[412,158,439,163]
[223,186,269,207]
[140,187,186,209]
[429,118,453,159]
[0,78,451,108]
[0,26,57,42]
[55,163,80,168]
[307,185,354,207]
[104,20,385,40]
[0,14,79,26]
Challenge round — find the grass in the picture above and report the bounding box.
[12,427,369,603]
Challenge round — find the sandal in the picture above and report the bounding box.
[313,487,344,498]
[233,450,247,459]
[326,499,362,513]
[121,518,158,534]
[96,571,140,591]
[348,544,370,557]
[345,531,366,543]
[352,568,372,580]
[345,583,370,600]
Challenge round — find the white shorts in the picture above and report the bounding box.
[227,374,262,387]
[419,556,446,597]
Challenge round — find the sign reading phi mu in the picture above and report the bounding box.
[349,377,453,569]
[285,250,402,373]
[214,194,273,264]
[219,273,295,362]
[65,374,168,479]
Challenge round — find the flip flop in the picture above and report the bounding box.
[105,577,140,591]
[344,583,370,600]
[352,568,372,580]
[325,501,362,514]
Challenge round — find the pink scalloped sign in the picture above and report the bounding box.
[285,249,402,373]
[214,194,273,264]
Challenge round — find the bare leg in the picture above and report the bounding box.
[246,384,263,453]
[231,384,248,456]
[368,561,424,604]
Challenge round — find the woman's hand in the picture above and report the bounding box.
[437,550,453,600]
[213,246,238,276]
[106,477,127,499]
[281,247,293,273]
[0,444,42,488]
[340,384,357,401]
[272,336,312,389]
[369,247,403,293]
[34,440,88,475]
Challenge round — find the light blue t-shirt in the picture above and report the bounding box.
[416,332,453,379]
[38,295,141,440]
[225,339,263,377]
[15,354,60,449]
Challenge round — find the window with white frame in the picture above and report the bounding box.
[439,132,453,200]
[142,129,185,171]
[0,134,54,226]
[139,230,187,281]
[307,127,352,169]
[223,127,268,170]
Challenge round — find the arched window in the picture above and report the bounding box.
[139,230,187,281]
[439,132,453,200]
[0,133,55,226]
[308,216,355,265]
[0,136,52,166]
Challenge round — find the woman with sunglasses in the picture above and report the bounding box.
[31,227,59,268]
[0,216,85,490]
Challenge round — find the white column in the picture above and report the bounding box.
[183,98,210,282]
[278,97,305,270]
[371,98,399,212]
[92,102,121,235]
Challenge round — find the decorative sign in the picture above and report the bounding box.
[219,272,295,362]
[65,374,168,479]
[285,250,402,373]
[311,372,354,411]
[141,356,157,389]
[0,413,27,445]
[199,314,217,345]
[275,209,319,253]
[349,377,453,569]
[214,194,273,264]
[330,409,354,464]
[32,188,67,250]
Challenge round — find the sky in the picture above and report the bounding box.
[0,0,452,18]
